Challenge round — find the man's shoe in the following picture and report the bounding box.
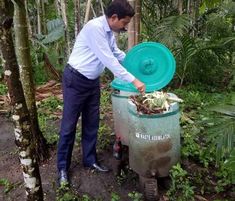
[88,163,110,172]
[58,170,69,187]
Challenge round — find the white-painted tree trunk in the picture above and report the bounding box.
[13,0,49,162]
[0,1,43,200]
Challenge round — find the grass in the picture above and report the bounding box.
[0,178,22,194]
[37,96,62,145]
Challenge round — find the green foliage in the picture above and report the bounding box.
[141,0,178,40]
[201,0,224,11]
[173,88,207,110]
[38,113,59,145]
[56,186,79,201]
[37,96,62,144]
[155,15,192,49]
[205,110,235,186]
[100,88,112,116]
[41,19,65,44]
[56,186,104,201]
[215,164,234,193]
[33,62,48,85]
[111,192,121,201]
[31,17,67,84]
[30,44,48,85]
[173,35,234,88]
[181,123,216,168]
[0,178,19,194]
[38,96,63,112]
[141,0,235,89]
[173,36,198,86]
[128,191,143,201]
[177,88,235,194]
[224,150,235,184]
[97,121,112,150]
[96,87,113,149]
[0,83,7,95]
[207,119,235,164]
[181,129,201,158]
[80,194,93,201]
[116,32,128,52]
[167,164,195,201]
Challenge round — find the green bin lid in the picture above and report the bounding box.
[111,42,176,92]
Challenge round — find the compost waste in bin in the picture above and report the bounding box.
[111,42,180,201]
[111,42,176,145]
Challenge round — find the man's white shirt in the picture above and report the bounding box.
[68,15,135,82]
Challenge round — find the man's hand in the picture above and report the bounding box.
[132,79,146,94]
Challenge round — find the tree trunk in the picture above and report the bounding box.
[24,0,32,38]
[0,1,43,200]
[187,0,191,14]
[41,0,46,34]
[55,0,62,17]
[99,0,104,15]
[74,0,81,36]
[57,0,71,59]
[36,0,41,34]
[84,0,92,24]
[90,3,97,18]
[13,0,49,162]
[135,0,141,44]
[128,0,136,49]
[60,0,71,58]
[178,0,183,15]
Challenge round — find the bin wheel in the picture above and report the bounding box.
[139,176,159,201]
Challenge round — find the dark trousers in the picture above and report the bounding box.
[57,64,100,171]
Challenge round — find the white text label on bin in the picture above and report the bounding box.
[135,133,170,141]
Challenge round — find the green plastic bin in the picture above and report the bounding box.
[127,93,181,177]
[111,42,176,146]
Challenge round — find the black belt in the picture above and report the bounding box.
[66,64,89,80]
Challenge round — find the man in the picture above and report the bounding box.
[57,0,145,186]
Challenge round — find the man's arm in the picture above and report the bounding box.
[132,79,145,94]
[112,39,126,62]
[85,24,134,82]
[85,24,145,93]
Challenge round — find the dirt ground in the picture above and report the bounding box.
[0,115,151,201]
[1,114,233,201]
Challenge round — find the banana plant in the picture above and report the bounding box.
[33,18,66,74]
[40,18,64,44]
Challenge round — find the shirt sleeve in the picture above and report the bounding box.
[112,35,126,62]
[84,24,135,83]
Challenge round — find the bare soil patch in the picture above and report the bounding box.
[0,115,141,201]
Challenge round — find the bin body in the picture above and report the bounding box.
[128,94,180,177]
[111,91,137,145]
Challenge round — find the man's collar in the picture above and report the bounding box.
[103,15,112,32]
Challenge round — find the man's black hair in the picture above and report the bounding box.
[104,0,135,19]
